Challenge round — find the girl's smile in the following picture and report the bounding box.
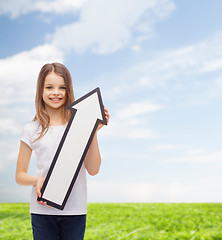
[43,72,67,110]
[49,97,63,103]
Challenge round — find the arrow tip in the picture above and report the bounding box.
[66,87,107,125]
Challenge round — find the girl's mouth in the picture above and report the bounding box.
[50,98,62,102]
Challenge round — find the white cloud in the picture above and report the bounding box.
[186,148,206,156]
[208,77,222,99]
[0,44,64,105]
[1,0,175,56]
[131,45,141,52]
[0,118,21,135]
[135,44,220,88]
[116,101,162,119]
[33,0,86,14]
[103,33,222,103]
[0,0,32,18]
[102,120,159,139]
[165,150,222,163]
[151,144,188,151]
[143,40,222,85]
[0,139,19,171]
[88,180,222,202]
[50,0,175,54]
[0,0,86,18]
[102,100,162,139]
[0,185,32,202]
[128,128,159,139]
[151,145,208,158]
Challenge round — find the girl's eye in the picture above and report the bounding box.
[60,86,66,90]
[46,86,52,89]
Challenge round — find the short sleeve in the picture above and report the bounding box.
[21,123,33,149]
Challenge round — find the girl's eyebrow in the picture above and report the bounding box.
[44,83,66,86]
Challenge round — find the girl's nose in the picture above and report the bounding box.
[53,88,59,95]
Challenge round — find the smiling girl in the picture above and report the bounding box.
[15,63,109,240]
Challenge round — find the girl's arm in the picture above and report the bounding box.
[15,141,46,206]
[16,141,37,185]
[84,133,101,176]
[84,107,109,176]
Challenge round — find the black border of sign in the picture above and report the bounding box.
[38,87,107,210]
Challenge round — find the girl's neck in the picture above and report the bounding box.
[45,106,67,126]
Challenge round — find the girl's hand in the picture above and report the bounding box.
[36,176,49,207]
[97,106,109,131]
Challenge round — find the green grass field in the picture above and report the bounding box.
[0,203,222,239]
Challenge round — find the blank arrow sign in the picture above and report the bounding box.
[38,87,107,210]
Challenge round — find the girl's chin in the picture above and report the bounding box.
[45,103,65,110]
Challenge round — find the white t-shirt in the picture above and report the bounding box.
[21,121,87,215]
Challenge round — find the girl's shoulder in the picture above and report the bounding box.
[21,121,42,147]
[22,120,41,134]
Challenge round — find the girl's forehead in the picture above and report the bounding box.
[44,72,65,85]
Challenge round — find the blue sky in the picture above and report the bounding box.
[1,0,222,203]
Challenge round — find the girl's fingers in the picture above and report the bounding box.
[37,199,50,207]
[36,187,41,198]
[103,106,109,123]
[36,176,49,206]
[37,200,45,205]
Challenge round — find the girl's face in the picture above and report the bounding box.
[42,72,67,111]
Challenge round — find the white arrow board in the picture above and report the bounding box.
[38,88,107,210]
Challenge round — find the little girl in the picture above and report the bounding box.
[15,62,109,240]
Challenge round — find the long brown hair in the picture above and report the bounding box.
[33,62,75,140]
